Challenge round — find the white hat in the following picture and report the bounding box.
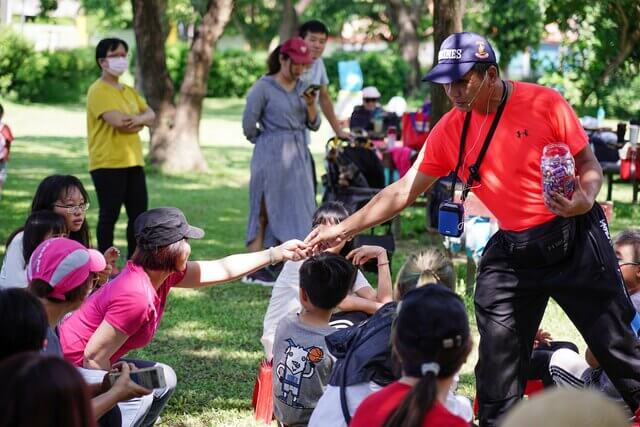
[362,86,381,99]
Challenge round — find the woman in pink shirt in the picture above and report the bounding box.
[59,207,307,427]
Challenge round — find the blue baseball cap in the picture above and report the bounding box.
[423,32,497,84]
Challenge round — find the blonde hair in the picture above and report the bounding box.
[501,388,628,427]
[395,249,455,299]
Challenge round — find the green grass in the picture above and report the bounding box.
[1,99,640,426]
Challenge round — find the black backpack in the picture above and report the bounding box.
[324,302,399,424]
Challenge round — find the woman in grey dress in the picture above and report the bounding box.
[242,37,320,284]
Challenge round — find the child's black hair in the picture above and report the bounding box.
[0,288,48,361]
[299,253,355,310]
[95,37,129,69]
[311,201,354,256]
[22,210,67,264]
[298,20,329,38]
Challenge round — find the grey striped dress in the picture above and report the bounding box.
[243,75,321,247]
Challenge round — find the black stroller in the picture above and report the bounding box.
[321,133,386,214]
[321,133,395,272]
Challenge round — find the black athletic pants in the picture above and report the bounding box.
[475,204,640,426]
[90,166,148,258]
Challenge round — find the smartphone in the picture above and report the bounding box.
[303,84,321,96]
[109,366,166,389]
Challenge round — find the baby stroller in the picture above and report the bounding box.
[322,133,395,273]
[321,132,385,214]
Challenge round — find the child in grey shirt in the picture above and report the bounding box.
[273,253,355,426]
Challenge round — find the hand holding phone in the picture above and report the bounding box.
[303,84,321,97]
[109,365,166,390]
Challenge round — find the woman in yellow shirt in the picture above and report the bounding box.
[87,38,155,259]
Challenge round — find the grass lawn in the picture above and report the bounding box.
[1,99,639,426]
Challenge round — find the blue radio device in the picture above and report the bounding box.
[438,201,465,237]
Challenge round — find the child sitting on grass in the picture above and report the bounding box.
[262,201,392,360]
[0,103,14,201]
[350,284,472,427]
[310,249,472,427]
[272,253,355,426]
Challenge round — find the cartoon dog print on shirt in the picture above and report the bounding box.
[276,338,324,407]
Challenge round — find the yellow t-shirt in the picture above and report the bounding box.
[86,79,148,171]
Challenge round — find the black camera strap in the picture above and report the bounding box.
[450,79,508,202]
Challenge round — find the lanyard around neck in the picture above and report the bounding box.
[451,79,509,202]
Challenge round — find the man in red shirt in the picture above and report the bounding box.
[307,32,640,426]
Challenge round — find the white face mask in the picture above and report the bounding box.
[105,57,128,76]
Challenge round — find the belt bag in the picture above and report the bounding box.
[502,218,576,268]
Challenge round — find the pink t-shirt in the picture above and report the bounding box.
[59,261,185,366]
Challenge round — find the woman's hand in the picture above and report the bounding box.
[301,90,317,107]
[347,245,387,266]
[275,240,309,262]
[121,115,144,131]
[104,362,152,400]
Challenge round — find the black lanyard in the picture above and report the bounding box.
[450,80,508,202]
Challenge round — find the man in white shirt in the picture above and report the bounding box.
[299,20,350,141]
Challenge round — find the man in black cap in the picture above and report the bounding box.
[307,32,640,426]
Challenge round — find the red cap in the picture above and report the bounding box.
[280,37,313,65]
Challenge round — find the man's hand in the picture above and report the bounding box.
[544,176,594,217]
[305,223,347,254]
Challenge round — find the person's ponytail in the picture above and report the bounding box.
[381,372,438,427]
[266,46,282,75]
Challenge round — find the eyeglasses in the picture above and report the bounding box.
[617,258,640,267]
[363,98,379,103]
[54,203,90,215]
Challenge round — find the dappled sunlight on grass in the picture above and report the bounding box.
[2,100,640,426]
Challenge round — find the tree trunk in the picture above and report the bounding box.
[133,0,233,174]
[387,0,423,97]
[430,0,464,126]
[279,0,299,42]
[131,0,177,167]
[159,0,233,173]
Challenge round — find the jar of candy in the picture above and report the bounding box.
[541,143,575,199]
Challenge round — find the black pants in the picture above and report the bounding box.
[475,204,640,426]
[91,166,148,258]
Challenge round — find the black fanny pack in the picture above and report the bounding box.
[501,216,576,268]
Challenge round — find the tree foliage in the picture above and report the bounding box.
[482,0,544,72]
[545,0,640,112]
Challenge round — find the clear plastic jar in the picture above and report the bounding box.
[541,143,575,199]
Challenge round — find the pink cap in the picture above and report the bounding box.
[280,37,313,65]
[27,237,106,301]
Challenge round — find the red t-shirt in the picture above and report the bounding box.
[350,381,468,427]
[59,261,186,366]
[419,81,588,231]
